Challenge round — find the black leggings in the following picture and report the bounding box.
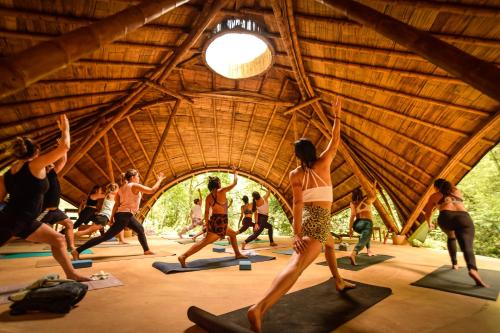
[76,212,149,253]
[73,206,96,229]
[438,210,477,271]
[245,214,273,243]
[238,217,254,234]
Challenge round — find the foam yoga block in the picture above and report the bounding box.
[72,260,92,268]
[239,260,251,270]
[213,246,225,253]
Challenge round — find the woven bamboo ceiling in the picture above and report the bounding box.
[0,0,499,234]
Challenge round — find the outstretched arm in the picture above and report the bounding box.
[319,98,341,163]
[222,168,238,192]
[53,149,67,174]
[132,172,165,194]
[263,189,271,201]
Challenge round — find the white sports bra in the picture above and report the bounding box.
[302,168,333,203]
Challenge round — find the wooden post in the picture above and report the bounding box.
[143,100,181,183]
[103,133,114,183]
[401,110,500,235]
[315,0,500,102]
[0,0,190,100]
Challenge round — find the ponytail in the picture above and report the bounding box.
[10,137,40,160]
[251,191,261,212]
[434,178,452,197]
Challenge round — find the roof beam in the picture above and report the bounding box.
[315,0,500,102]
[110,128,139,172]
[401,109,500,235]
[365,0,500,17]
[283,96,321,116]
[0,0,190,100]
[103,133,115,183]
[126,117,156,178]
[144,100,182,183]
[145,108,176,177]
[144,80,194,105]
[181,89,294,107]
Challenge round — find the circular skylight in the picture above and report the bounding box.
[204,19,273,79]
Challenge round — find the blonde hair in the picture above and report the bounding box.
[105,183,119,194]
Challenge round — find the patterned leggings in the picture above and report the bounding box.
[302,206,331,244]
[353,219,372,253]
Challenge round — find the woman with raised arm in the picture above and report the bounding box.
[247,98,355,332]
[422,178,489,287]
[178,189,203,239]
[72,169,165,260]
[178,169,247,267]
[237,195,255,235]
[241,190,277,249]
[73,185,106,230]
[0,115,89,281]
[348,183,377,265]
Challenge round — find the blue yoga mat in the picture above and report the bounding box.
[0,249,93,259]
[153,255,275,274]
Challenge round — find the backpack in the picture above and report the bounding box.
[9,280,88,315]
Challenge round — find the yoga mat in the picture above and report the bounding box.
[317,254,394,271]
[213,239,268,246]
[0,244,50,254]
[225,244,287,254]
[75,241,139,248]
[273,249,294,255]
[35,251,174,268]
[0,274,123,305]
[153,255,275,274]
[0,249,93,259]
[176,239,195,244]
[189,279,392,332]
[411,265,500,301]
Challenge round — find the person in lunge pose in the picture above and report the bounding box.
[178,169,247,267]
[0,115,89,281]
[72,169,165,259]
[241,190,277,249]
[422,178,489,287]
[178,189,204,238]
[247,98,355,333]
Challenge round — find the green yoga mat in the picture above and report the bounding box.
[408,223,429,245]
[213,239,269,246]
[0,249,92,259]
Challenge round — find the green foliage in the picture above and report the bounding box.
[143,172,290,235]
[425,145,500,258]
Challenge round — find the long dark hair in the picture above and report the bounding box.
[208,176,221,191]
[242,195,249,205]
[12,137,40,160]
[352,188,363,202]
[89,185,101,196]
[294,138,317,169]
[434,178,452,197]
[251,191,261,212]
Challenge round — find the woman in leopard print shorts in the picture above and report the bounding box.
[248,98,355,333]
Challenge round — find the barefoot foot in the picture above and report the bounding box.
[178,255,187,268]
[67,273,91,282]
[452,264,459,270]
[144,250,155,255]
[336,279,356,292]
[270,242,278,247]
[469,270,490,287]
[247,305,262,333]
[241,242,247,250]
[349,252,357,266]
[71,249,80,261]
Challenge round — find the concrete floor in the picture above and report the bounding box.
[0,236,498,333]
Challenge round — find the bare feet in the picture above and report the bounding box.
[349,252,357,266]
[178,255,187,268]
[336,279,356,292]
[367,250,376,256]
[144,250,155,255]
[270,242,278,247]
[67,273,91,282]
[71,249,80,261]
[247,305,262,333]
[119,241,129,245]
[241,242,247,250]
[469,270,490,287]
[452,264,459,270]
[235,254,248,260]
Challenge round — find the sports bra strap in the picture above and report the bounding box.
[302,168,328,190]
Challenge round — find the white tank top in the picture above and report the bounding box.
[257,200,269,216]
[99,197,115,219]
[117,183,141,214]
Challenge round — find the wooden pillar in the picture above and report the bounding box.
[315,0,500,102]
[144,100,181,183]
[0,0,190,100]
[103,133,114,183]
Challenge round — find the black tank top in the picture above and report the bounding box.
[4,162,49,219]
[86,194,98,207]
[43,169,61,209]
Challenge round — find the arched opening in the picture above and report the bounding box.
[142,171,291,236]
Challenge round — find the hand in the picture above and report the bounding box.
[293,234,307,254]
[332,97,341,120]
[254,224,260,231]
[156,172,165,181]
[58,114,69,133]
[429,223,435,230]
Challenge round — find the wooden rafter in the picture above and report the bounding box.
[103,133,114,182]
[126,117,155,177]
[145,108,176,177]
[283,96,321,116]
[186,104,207,167]
[96,141,123,175]
[181,89,294,107]
[84,153,110,182]
[0,0,190,99]
[172,118,193,171]
[315,0,500,102]
[401,109,500,235]
[144,100,181,183]
[251,80,289,172]
[110,128,139,172]
[144,80,194,105]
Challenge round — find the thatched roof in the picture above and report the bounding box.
[0,0,499,234]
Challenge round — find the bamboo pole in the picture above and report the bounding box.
[315,0,500,102]
[103,133,114,183]
[181,90,294,107]
[401,110,500,235]
[367,0,500,17]
[283,96,322,115]
[0,0,190,100]
[144,100,181,183]
[144,80,194,105]
[146,108,176,177]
